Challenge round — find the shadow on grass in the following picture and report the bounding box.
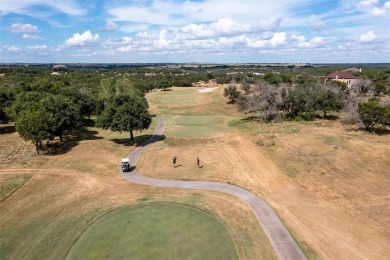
[242,116,259,122]
[0,125,16,135]
[345,125,390,135]
[315,114,339,120]
[46,127,103,155]
[324,115,339,120]
[361,127,390,135]
[111,134,166,147]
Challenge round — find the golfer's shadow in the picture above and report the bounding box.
[174,164,183,168]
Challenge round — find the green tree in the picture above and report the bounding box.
[99,78,116,101]
[96,95,152,140]
[0,87,15,123]
[358,101,388,131]
[41,95,83,142]
[12,91,44,118]
[223,85,240,103]
[15,105,54,154]
[158,80,172,91]
[315,89,343,118]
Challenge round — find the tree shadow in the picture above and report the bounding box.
[46,127,103,155]
[360,127,390,136]
[161,88,172,91]
[315,114,340,120]
[242,116,259,122]
[82,118,96,127]
[111,134,166,147]
[324,115,340,120]
[0,125,16,135]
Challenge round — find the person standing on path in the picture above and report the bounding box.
[197,157,200,169]
[173,156,177,168]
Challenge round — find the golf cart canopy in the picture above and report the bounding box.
[122,158,130,163]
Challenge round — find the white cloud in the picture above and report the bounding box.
[60,31,100,48]
[247,39,266,48]
[308,15,325,31]
[22,34,42,40]
[153,30,174,49]
[297,37,325,48]
[371,7,386,16]
[292,34,306,42]
[360,31,377,42]
[120,24,149,33]
[10,23,39,33]
[384,2,390,9]
[180,23,215,39]
[117,45,132,53]
[5,46,20,52]
[122,36,132,44]
[179,18,278,40]
[256,18,282,31]
[27,44,48,50]
[0,0,87,17]
[270,32,286,47]
[210,18,251,35]
[219,35,248,47]
[100,20,119,32]
[106,0,303,28]
[359,0,378,6]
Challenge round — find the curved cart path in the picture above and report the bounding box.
[121,117,306,260]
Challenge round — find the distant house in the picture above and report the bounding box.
[325,71,357,87]
[52,64,67,71]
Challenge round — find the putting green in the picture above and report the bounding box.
[67,202,238,259]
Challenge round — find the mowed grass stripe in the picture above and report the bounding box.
[67,202,238,260]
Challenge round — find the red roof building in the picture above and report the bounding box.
[325,71,357,87]
[325,71,356,80]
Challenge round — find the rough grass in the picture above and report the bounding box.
[0,89,274,260]
[67,202,237,260]
[0,174,32,202]
[142,85,390,259]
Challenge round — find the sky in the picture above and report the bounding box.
[0,0,389,63]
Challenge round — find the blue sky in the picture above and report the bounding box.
[0,0,389,63]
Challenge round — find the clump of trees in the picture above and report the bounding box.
[12,90,86,154]
[358,101,390,131]
[233,75,344,121]
[96,94,151,141]
[225,71,390,133]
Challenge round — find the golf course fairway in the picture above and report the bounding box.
[67,202,238,259]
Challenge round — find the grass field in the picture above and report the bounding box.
[67,202,237,259]
[0,93,275,260]
[0,174,32,201]
[139,85,390,259]
[1,82,389,260]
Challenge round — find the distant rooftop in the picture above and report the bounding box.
[326,71,356,79]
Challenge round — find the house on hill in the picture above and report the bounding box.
[325,71,357,88]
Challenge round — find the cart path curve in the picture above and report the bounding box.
[121,117,306,260]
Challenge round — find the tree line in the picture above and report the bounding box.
[224,72,390,132]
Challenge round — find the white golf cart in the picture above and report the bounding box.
[121,158,131,172]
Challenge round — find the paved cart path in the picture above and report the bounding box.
[121,117,306,260]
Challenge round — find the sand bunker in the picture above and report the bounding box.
[197,87,218,93]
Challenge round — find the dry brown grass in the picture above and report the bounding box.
[0,116,275,259]
[137,85,390,259]
[2,83,389,260]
